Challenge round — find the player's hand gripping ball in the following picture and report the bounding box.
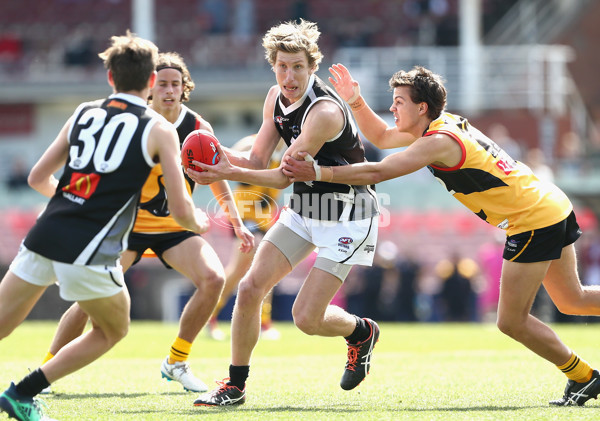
[181,129,221,171]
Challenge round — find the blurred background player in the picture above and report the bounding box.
[37,51,254,394]
[0,32,208,421]
[207,134,285,341]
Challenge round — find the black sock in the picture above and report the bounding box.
[344,316,370,344]
[15,368,50,397]
[228,364,249,390]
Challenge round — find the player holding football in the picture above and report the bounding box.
[36,52,254,394]
[282,63,600,406]
[0,32,210,421]
[187,20,380,406]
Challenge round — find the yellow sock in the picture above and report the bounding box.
[168,337,192,364]
[557,352,593,383]
[41,352,54,365]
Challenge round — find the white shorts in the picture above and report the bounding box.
[272,207,378,266]
[10,245,125,301]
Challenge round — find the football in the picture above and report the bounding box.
[181,129,221,171]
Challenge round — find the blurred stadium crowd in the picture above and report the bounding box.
[0,0,517,74]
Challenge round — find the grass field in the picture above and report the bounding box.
[1,321,599,420]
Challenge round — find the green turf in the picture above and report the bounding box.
[1,321,600,420]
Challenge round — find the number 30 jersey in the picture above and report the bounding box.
[24,93,160,266]
[426,112,572,236]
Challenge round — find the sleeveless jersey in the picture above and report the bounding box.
[134,104,200,233]
[273,74,378,221]
[425,112,572,235]
[24,93,159,265]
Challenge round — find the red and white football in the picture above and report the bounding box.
[181,129,221,171]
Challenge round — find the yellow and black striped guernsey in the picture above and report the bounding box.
[134,104,200,233]
[425,113,572,236]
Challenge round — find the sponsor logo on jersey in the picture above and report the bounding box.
[495,159,514,175]
[62,172,100,200]
[291,125,300,138]
[497,218,509,229]
[62,191,86,205]
[274,115,288,129]
[107,100,128,110]
[338,237,353,244]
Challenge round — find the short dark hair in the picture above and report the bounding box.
[99,30,158,93]
[389,66,447,120]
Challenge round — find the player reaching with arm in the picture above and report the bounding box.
[283,63,600,407]
[34,52,254,396]
[187,20,380,407]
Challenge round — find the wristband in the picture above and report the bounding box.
[313,161,322,181]
[312,163,333,182]
[347,90,360,104]
[303,154,321,181]
[349,96,366,112]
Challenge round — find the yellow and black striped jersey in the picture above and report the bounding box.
[425,113,572,236]
[134,105,200,233]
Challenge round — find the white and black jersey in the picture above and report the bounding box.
[273,74,378,221]
[24,93,160,266]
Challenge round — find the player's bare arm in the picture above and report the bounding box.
[221,98,345,187]
[28,118,72,198]
[284,99,345,159]
[329,63,416,149]
[187,87,289,188]
[284,133,462,185]
[187,142,291,189]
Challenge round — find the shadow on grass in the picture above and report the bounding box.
[401,405,550,412]
[47,394,577,415]
[48,391,188,400]
[124,406,364,416]
[174,404,590,415]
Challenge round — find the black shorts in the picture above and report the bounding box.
[128,231,198,268]
[503,211,582,263]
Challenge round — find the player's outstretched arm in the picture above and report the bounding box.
[186,142,292,189]
[283,133,460,185]
[329,63,416,150]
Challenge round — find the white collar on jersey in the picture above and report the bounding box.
[109,93,148,108]
[277,74,316,114]
[173,104,189,129]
